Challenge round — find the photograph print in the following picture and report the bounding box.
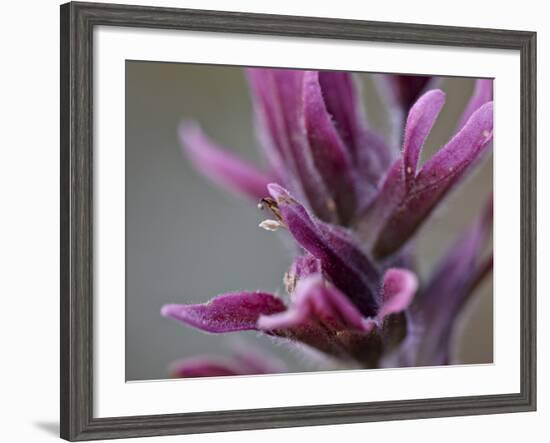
[125,63,493,381]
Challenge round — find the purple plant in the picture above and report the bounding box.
[161,69,493,376]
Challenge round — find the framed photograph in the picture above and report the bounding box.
[60,1,536,441]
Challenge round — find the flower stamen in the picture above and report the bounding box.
[259,219,284,232]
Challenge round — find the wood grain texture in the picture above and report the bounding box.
[60,2,537,441]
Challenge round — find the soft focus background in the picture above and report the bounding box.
[125,62,493,381]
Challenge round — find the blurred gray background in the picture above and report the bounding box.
[125,61,493,381]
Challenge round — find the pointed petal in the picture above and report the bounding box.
[303,71,357,223]
[378,269,418,320]
[372,101,493,258]
[360,89,447,217]
[415,197,493,365]
[458,79,493,130]
[268,183,380,316]
[402,89,446,185]
[161,292,286,333]
[246,68,335,222]
[179,121,273,200]
[415,101,493,188]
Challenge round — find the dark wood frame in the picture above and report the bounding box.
[60,1,537,441]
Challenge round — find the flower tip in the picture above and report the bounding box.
[481,100,494,112]
[385,268,419,293]
[380,269,419,318]
[410,88,446,116]
[178,119,199,142]
[475,100,494,120]
[463,100,494,136]
[266,182,287,199]
[160,304,179,319]
[426,88,446,100]
[177,120,204,159]
[431,89,446,107]
[408,88,446,125]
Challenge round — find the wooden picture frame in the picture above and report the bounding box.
[60,1,536,440]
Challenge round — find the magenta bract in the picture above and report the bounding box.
[165,70,493,376]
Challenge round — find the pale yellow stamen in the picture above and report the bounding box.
[259,219,283,232]
[283,272,297,294]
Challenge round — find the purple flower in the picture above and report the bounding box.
[164,69,493,376]
[163,184,418,367]
[181,69,393,225]
[360,90,493,258]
